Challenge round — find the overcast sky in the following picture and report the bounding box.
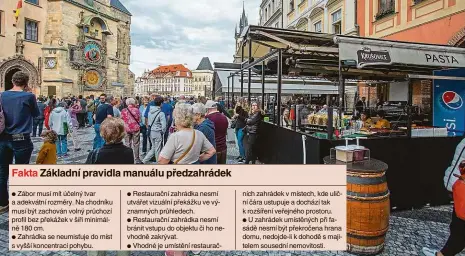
[121,0,261,77]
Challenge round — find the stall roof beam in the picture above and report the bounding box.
[229,49,279,77]
[256,31,299,49]
[408,74,465,81]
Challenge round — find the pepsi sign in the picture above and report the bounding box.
[433,69,465,136]
[442,91,463,110]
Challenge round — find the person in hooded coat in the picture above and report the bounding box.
[192,103,217,164]
[48,102,72,157]
[142,97,166,164]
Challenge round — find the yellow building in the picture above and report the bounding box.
[192,57,214,98]
[0,0,132,98]
[284,0,357,35]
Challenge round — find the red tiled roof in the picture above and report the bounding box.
[152,64,192,78]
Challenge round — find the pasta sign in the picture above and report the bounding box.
[425,54,459,65]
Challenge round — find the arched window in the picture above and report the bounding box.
[296,17,308,31]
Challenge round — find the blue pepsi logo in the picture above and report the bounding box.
[442,91,463,110]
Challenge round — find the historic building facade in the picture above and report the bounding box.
[192,57,214,98]
[357,0,465,47]
[283,0,357,34]
[259,0,283,28]
[356,0,465,110]
[0,0,133,97]
[134,64,193,97]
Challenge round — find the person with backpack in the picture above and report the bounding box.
[422,140,465,256]
[0,71,39,214]
[121,98,142,164]
[142,97,166,164]
[49,102,72,158]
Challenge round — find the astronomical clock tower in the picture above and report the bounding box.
[41,0,132,98]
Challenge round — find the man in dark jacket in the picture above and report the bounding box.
[0,71,39,213]
[199,96,231,119]
[245,102,264,164]
[233,106,248,163]
[78,95,87,128]
[192,103,217,164]
[205,100,228,164]
[32,96,47,137]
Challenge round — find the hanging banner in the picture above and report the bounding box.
[433,69,465,137]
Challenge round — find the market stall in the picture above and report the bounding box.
[234,25,465,209]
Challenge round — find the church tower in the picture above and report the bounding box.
[234,2,248,63]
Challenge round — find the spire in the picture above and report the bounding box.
[241,1,247,25]
[235,24,238,36]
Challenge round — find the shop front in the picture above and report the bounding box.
[234,26,465,210]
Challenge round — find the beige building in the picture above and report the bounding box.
[259,0,283,28]
[192,57,214,98]
[283,0,357,35]
[0,0,132,98]
[134,64,193,97]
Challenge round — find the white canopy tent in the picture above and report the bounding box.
[214,69,351,95]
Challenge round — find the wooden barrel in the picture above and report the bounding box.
[324,157,390,255]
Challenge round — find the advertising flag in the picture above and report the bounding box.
[433,69,465,136]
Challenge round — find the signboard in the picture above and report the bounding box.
[433,69,465,137]
[357,47,392,67]
[336,37,465,69]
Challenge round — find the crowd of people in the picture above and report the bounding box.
[0,71,265,212]
[1,72,463,256]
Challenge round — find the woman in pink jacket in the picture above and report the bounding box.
[121,98,142,164]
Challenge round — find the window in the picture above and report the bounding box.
[377,0,395,19]
[289,0,295,12]
[272,0,275,12]
[331,9,342,34]
[275,22,280,28]
[25,0,39,5]
[379,0,395,12]
[314,21,322,32]
[69,48,75,61]
[25,19,39,42]
[265,8,268,21]
[332,9,341,23]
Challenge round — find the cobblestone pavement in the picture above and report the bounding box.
[0,127,463,256]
